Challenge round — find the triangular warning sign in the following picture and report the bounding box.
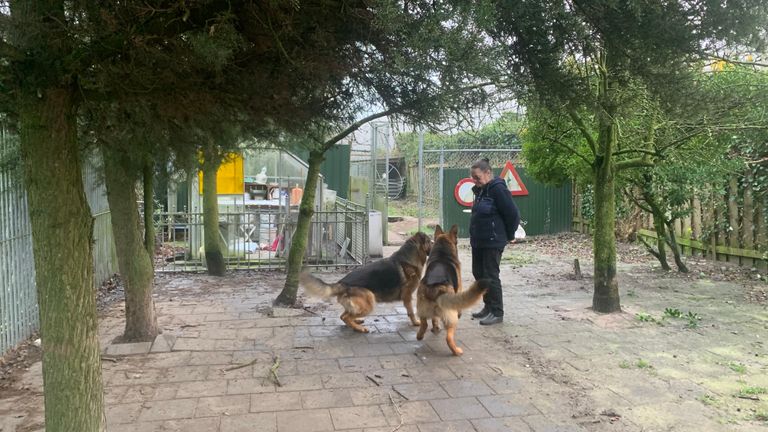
[499,161,529,196]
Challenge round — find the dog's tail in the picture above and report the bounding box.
[300,271,346,298]
[437,279,491,311]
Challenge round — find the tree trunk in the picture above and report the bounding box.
[275,150,324,306]
[19,88,105,431]
[202,158,226,275]
[639,181,671,271]
[664,220,689,273]
[103,150,159,342]
[591,52,621,313]
[143,161,155,260]
[651,213,671,271]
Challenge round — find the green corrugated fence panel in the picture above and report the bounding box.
[441,166,572,238]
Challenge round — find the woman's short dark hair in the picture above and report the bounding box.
[471,157,491,172]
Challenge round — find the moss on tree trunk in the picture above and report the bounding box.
[275,150,324,306]
[103,150,160,342]
[19,88,105,431]
[202,158,226,276]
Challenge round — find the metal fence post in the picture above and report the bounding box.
[439,143,445,227]
[418,127,424,232]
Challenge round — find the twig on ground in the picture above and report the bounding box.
[100,356,119,362]
[302,307,319,315]
[388,392,404,432]
[269,354,282,387]
[292,346,314,350]
[180,324,200,329]
[488,365,504,375]
[366,375,381,386]
[736,395,760,401]
[223,358,259,372]
[392,388,409,400]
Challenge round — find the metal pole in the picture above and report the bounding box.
[369,124,376,212]
[383,123,389,245]
[418,127,424,232]
[439,142,444,227]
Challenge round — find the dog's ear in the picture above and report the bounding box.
[433,225,443,237]
[449,225,459,242]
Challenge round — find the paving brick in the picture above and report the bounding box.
[417,420,477,432]
[188,351,234,366]
[106,342,152,356]
[162,365,210,383]
[195,395,251,417]
[176,380,228,398]
[391,382,449,401]
[522,415,588,432]
[296,359,341,375]
[161,416,221,432]
[430,397,491,421]
[300,389,355,409]
[276,409,334,432]
[137,398,198,422]
[121,384,179,403]
[108,421,164,432]
[173,338,218,351]
[352,344,394,357]
[276,374,324,392]
[378,354,424,369]
[440,379,495,398]
[150,334,177,353]
[227,377,276,395]
[379,400,441,425]
[478,394,542,417]
[338,357,382,373]
[106,402,142,424]
[221,413,277,432]
[405,366,458,383]
[251,391,302,412]
[320,372,371,389]
[471,416,533,432]
[329,405,389,429]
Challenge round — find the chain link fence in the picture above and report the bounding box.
[419,148,522,224]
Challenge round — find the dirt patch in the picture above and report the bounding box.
[0,337,41,394]
[96,273,124,313]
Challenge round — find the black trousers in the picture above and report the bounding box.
[471,247,504,316]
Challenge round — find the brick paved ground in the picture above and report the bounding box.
[2,238,766,431]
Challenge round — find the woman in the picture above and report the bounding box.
[468,158,520,325]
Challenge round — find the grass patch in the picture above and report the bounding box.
[407,226,435,237]
[727,362,747,374]
[502,252,536,266]
[698,394,718,406]
[627,289,637,298]
[619,360,631,369]
[739,386,768,396]
[636,359,652,369]
[755,411,768,422]
[664,307,683,318]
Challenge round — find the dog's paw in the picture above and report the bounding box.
[411,319,421,326]
[451,346,464,356]
[356,326,370,333]
[355,319,365,324]
[431,326,441,334]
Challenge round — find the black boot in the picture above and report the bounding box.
[471,306,489,319]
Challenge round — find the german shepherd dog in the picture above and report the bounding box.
[416,225,489,356]
[300,232,432,333]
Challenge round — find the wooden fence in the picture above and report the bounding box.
[572,178,768,271]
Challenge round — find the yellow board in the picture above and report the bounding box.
[198,153,244,195]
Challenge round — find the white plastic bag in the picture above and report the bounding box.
[515,225,526,241]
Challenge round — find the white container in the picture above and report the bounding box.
[368,210,383,257]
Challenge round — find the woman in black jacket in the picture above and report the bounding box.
[468,158,520,325]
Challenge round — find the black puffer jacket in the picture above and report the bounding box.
[469,177,520,249]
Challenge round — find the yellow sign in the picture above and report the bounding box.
[198,153,244,195]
